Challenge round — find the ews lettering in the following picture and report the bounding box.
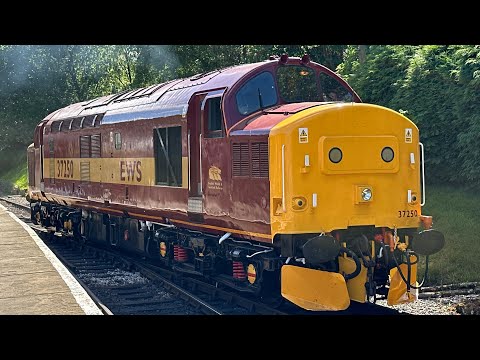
[120,160,142,182]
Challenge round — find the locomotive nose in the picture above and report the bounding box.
[269,103,422,234]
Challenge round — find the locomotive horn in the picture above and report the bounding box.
[411,229,445,256]
[302,235,340,266]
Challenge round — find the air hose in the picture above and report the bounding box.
[339,247,362,280]
[382,241,429,290]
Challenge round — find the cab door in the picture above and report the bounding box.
[187,93,206,221]
[187,90,225,221]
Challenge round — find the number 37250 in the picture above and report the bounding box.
[398,210,418,218]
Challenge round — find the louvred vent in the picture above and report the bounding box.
[90,134,101,158]
[80,135,90,158]
[251,142,269,178]
[232,143,250,177]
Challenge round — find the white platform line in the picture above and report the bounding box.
[0,203,102,315]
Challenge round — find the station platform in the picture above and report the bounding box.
[0,203,102,315]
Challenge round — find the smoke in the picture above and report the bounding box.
[0,45,73,98]
[0,45,183,154]
[135,45,179,84]
[147,45,178,68]
[0,45,36,92]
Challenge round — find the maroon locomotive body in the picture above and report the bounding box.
[28,56,357,243]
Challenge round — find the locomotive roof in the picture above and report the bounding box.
[42,61,270,124]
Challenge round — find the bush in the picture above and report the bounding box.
[0,179,13,195]
[338,45,480,189]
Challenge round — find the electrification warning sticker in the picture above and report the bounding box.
[299,128,308,143]
[405,128,412,143]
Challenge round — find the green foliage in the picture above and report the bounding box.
[0,149,27,193]
[419,185,480,284]
[339,45,480,188]
[0,45,141,152]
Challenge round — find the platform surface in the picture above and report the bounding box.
[0,203,102,315]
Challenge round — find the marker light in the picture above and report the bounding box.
[329,148,343,163]
[381,147,394,162]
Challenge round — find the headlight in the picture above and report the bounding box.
[361,188,372,201]
[381,147,394,162]
[329,147,343,163]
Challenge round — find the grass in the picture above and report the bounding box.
[0,149,478,285]
[420,184,480,285]
[0,150,28,193]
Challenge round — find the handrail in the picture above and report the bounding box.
[420,142,426,206]
[282,145,286,212]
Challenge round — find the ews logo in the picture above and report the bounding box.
[120,160,142,182]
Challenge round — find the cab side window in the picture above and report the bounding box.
[319,73,353,102]
[235,72,277,116]
[204,97,223,138]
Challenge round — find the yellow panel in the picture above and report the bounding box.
[182,156,188,189]
[44,157,156,186]
[320,136,399,174]
[387,258,418,305]
[281,265,350,311]
[269,103,422,235]
[338,256,367,303]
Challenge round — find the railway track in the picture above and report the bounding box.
[43,237,218,315]
[1,195,409,315]
[46,235,287,315]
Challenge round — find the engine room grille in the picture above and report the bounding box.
[232,141,268,178]
[49,159,55,179]
[80,161,90,181]
[80,136,90,158]
[251,142,269,178]
[80,134,101,158]
[90,134,101,158]
[232,142,250,177]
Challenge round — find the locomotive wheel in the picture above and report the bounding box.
[73,220,85,242]
[31,209,41,225]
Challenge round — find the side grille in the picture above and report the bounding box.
[49,159,55,178]
[251,142,269,178]
[232,143,250,177]
[80,161,90,181]
[80,134,101,158]
[233,141,268,178]
[90,134,101,158]
[80,136,90,158]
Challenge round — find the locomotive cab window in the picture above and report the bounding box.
[204,96,223,138]
[319,73,353,102]
[154,126,182,187]
[277,65,318,103]
[236,72,277,116]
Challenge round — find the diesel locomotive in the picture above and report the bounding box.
[27,54,445,311]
